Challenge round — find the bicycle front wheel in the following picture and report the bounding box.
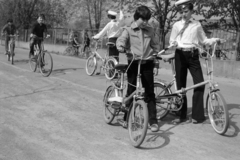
[128,100,148,148]
[10,43,14,65]
[206,91,229,135]
[40,52,53,77]
[104,57,117,80]
[85,55,97,76]
[103,86,117,124]
[154,82,172,120]
[29,55,37,72]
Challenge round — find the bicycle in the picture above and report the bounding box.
[154,40,229,135]
[85,40,118,80]
[103,51,164,147]
[80,43,91,59]
[29,36,53,77]
[64,44,81,56]
[3,34,18,65]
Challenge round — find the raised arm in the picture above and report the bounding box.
[93,23,110,40]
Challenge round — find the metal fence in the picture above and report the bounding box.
[1,27,239,60]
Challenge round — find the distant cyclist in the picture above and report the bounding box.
[29,14,50,58]
[1,19,17,55]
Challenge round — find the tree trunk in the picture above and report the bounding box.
[159,29,165,50]
[236,31,240,61]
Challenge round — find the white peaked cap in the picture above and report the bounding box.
[108,10,117,16]
[175,0,191,7]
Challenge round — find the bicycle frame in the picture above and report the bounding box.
[156,42,220,107]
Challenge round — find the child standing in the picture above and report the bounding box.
[116,5,160,132]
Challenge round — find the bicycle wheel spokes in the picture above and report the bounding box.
[154,82,171,120]
[128,100,148,148]
[85,55,97,76]
[207,91,229,135]
[104,58,117,80]
[40,52,53,77]
[103,86,117,124]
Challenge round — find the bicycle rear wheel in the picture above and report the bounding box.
[103,86,117,124]
[29,55,37,72]
[104,57,117,80]
[128,100,148,148]
[64,46,74,55]
[85,55,97,76]
[206,91,229,135]
[154,82,171,120]
[40,52,53,77]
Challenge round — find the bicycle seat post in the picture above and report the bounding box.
[136,60,144,95]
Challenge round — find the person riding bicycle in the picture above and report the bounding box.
[29,14,50,59]
[169,0,221,124]
[1,19,17,55]
[82,29,90,57]
[92,8,124,61]
[116,5,160,132]
[72,34,81,54]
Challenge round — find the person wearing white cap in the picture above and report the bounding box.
[92,9,124,61]
[169,0,221,124]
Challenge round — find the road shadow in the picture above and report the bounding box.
[13,59,29,65]
[224,104,240,137]
[0,83,73,100]
[51,67,84,76]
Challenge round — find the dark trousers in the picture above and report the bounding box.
[175,49,205,121]
[108,37,119,61]
[29,38,42,56]
[83,43,89,52]
[125,60,157,125]
[5,37,15,53]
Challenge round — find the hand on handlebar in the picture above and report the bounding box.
[117,46,125,53]
[216,38,226,44]
[46,34,50,38]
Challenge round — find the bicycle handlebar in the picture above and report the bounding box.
[184,39,226,59]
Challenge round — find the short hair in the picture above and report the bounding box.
[38,14,45,20]
[178,3,194,11]
[7,19,13,23]
[133,5,151,21]
[107,14,116,20]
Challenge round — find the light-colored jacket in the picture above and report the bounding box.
[93,10,124,39]
[116,22,160,60]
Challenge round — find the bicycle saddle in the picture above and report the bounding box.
[160,52,175,60]
[114,64,128,73]
[106,42,115,47]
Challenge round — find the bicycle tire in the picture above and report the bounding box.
[40,51,53,77]
[64,46,73,55]
[29,55,37,72]
[154,82,172,120]
[104,57,118,80]
[103,85,117,124]
[206,91,229,135]
[128,100,148,148]
[85,55,97,76]
[10,43,14,65]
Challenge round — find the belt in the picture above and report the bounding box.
[177,47,197,52]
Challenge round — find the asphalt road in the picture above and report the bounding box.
[0,46,239,160]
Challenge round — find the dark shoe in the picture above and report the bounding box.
[150,124,159,132]
[192,119,205,124]
[172,118,188,124]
